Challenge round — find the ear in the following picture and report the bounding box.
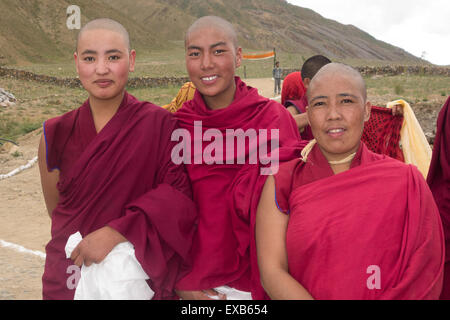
[364,101,371,122]
[303,78,311,89]
[129,49,136,73]
[235,47,242,68]
[74,52,79,75]
[306,106,311,125]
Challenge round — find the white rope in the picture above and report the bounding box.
[0,156,38,181]
[271,95,281,102]
[0,239,46,259]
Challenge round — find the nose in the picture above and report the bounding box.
[95,58,109,75]
[200,52,213,70]
[326,99,342,121]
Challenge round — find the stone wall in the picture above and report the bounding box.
[281,65,450,78]
[1,65,448,89]
[0,67,190,89]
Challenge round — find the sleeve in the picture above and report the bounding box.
[43,111,77,172]
[108,114,197,300]
[284,100,303,113]
[273,159,301,215]
[43,119,60,171]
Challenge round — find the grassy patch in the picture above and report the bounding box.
[365,74,449,106]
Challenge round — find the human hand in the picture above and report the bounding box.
[70,226,126,267]
[391,104,404,116]
[176,289,226,300]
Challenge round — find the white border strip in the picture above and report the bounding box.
[0,156,38,181]
[0,239,46,259]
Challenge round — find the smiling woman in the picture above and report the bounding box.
[184,16,242,110]
[306,63,371,170]
[255,63,444,300]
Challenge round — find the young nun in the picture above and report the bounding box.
[38,18,197,300]
[256,63,444,300]
[174,16,307,300]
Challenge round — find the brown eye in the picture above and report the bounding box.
[312,101,325,107]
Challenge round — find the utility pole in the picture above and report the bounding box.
[273,47,276,68]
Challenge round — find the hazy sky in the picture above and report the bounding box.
[286,0,450,66]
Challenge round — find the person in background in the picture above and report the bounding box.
[273,61,282,95]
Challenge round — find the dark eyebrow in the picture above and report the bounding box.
[338,93,358,99]
[105,49,123,55]
[80,49,123,55]
[187,42,227,51]
[309,95,327,104]
[81,49,97,55]
[187,45,201,51]
[210,41,227,49]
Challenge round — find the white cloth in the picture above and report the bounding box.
[209,286,253,300]
[64,231,154,300]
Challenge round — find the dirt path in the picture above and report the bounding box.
[0,129,49,300]
[245,78,280,100]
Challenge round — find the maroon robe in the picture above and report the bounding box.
[271,142,444,299]
[175,77,306,295]
[427,96,450,299]
[42,92,197,300]
[284,96,314,141]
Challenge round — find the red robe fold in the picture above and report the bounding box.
[272,143,444,299]
[175,77,306,294]
[42,92,197,300]
[427,96,450,299]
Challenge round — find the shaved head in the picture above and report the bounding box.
[185,16,238,50]
[76,18,131,52]
[308,63,367,102]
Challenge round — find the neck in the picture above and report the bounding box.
[327,150,357,174]
[203,81,236,110]
[89,91,125,133]
[329,161,352,174]
[316,143,359,174]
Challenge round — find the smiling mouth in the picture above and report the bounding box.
[201,75,218,82]
[326,128,346,137]
[328,128,345,133]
